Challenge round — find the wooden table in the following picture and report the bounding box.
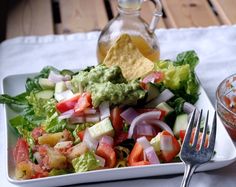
[2,0,236,41]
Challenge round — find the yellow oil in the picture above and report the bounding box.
[97,35,160,63]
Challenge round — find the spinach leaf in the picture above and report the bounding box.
[0,92,28,106]
[10,115,36,132]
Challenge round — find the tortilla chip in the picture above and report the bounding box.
[103,34,154,81]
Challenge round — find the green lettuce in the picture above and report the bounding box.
[44,112,66,133]
[25,66,59,92]
[49,169,68,176]
[72,152,99,172]
[155,50,199,104]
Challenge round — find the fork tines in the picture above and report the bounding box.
[182,109,217,152]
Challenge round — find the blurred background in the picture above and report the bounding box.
[0,0,235,42]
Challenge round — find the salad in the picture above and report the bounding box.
[0,50,203,180]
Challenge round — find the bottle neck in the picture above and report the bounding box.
[118,6,140,16]
[118,0,141,16]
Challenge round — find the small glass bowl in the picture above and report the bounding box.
[216,73,236,141]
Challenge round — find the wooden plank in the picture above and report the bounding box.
[162,0,220,28]
[109,0,166,28]
[210,0,236,24]
[59,0,108,33]
[7,0,54,39]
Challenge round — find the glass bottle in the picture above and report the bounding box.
[97,0,163,63]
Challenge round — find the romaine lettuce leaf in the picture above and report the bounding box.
[44,112,66,133]
[155,50,199,104]
[175,50,199,70]
[49,169,68,176]
[72,152,99,172]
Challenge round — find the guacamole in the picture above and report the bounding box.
[71,65,145,107]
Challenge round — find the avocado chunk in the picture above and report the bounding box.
[35,90,54,100]
[39,78,55,90]
[150,133,161,155]
[156,102,174,115]
[88,118,114,140]
[173,114,188,138]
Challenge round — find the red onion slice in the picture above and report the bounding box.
[183,102,196,114]
[58,109,75,121]
[99,101,110,120]
[147,120,174,136]
[99,135,114,147]
[145,89,174,107]
[69,116,85,124]
[95,154,105,167]
[48,71,64,83]
[137,136,151,150]
[83,128,98,151]
[144,146,160,164]
[54,141,73,151]
[85,114,100,123]
[128,111,161,139]
[160,134,173,151]
[84,108,97,114]
[134,123,156,138]
[120,107,139,124]
[183,102,200,123]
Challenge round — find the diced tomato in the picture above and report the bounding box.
[128,142,150,166]
[160,131,180,162]
[63,129,74,141]
[31,164,48,179]
[74,92,92,114]
[179,129,209,150]
[139,82,146,90]
[96,143,116,168]
[32,127,45,142]
[38,145,48,156]
[142,71,164,84]
[111,107,124,133]
[13,138,29,164]
[114,131,128,145]
[223,95,231,107]
[130,160,150,166]
[56,94,80,113]
[135,108,166,120]
[133,134,155,142]
[77,130,85,141]
[179,130,186,142]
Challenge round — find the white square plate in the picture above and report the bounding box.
[2,73,236,187]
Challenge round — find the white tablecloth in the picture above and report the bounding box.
[1,25,236,187]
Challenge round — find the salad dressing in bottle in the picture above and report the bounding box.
[97,0,163,63]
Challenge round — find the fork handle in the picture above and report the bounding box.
[180,164,198,187]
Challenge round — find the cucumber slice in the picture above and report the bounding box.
[60,69,74,76]
[38,78,55,90]
[55,82,67,93]
[173,114,188,138]
[156,102,174,115]
[35,90,54,100]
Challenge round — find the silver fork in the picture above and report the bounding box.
[180,109,217,187]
